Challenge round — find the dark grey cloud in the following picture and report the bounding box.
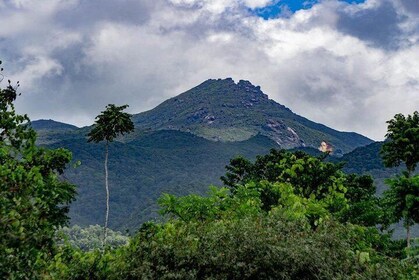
[399,0,419,14]
[337,1,404,49]
[55,0,153,28]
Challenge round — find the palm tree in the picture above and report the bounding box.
[88,104,134,247]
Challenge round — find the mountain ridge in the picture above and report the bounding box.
[31,119,79,130]
[132,78,372,153]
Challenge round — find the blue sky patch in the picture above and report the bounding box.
[252,0,366,19]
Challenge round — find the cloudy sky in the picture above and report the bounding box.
[0,0,418,140]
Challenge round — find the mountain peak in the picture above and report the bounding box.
[197,78,268,98]
[133,78,372,152]
[31,119,78,131]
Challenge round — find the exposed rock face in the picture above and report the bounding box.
[264,119,305,148]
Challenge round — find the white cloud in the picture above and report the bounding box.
[241,0,272,9]
[0,0,418,140]
[168,0,272,10]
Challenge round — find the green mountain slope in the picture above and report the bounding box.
[49,130,279,230]
[133,78,372,153]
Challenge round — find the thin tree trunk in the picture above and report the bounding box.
[407,224,411,248]
[103,141,109,249]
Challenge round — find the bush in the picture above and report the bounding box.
[118,214,413,280]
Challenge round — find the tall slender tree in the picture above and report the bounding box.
[88,104,134,247]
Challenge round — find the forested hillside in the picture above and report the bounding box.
[50,130,279,229]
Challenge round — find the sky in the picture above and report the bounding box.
[0,0,418,140]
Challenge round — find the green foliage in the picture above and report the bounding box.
[222,149,354,216]
[45,184,416,279]
[0,62,76,279]
[87,104,134,144]
[221,149,393,227]
[381,111,419,175]
[43,245,120,280]
[56,225,129,251]
[159,181,332,227]
[380,111,419,247]
[42,147,417,279]
[117,215,413,280]
[222,149,346,199]
[148,174,417,279]
[159,186,235,222]
[383,174,419,227]
[340,174,382,227]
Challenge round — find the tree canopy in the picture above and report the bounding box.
[87,104,134,144]
[381,111,419,175]
[0,61,76,279]
[380,111,419,248]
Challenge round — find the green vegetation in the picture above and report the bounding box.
[381,111,419,248]
[2,61,417,278]
[220,149,383,226]
[0,63,76,279]
[29,78,381,231]
[46,149,418,279]
[381,111,419,176]
[88,104,134,247]
[57,225,129,251]
[382,175,419,248]
[50,130,279,230]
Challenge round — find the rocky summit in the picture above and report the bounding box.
[133,78,372,153]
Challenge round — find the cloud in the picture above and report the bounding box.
[0,0,417,140]
[337,1,403,49]
[398,0,419,14]
[54,0,153,28]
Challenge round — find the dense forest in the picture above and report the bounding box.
[1,62,418,279]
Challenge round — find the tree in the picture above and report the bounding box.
[381,111,419,176]
[87,104,134,247]
[0,61,76,278]
[339,174,382,227]
[381,111,419,248]
[221,149,347,208]
[382,174,419,248]
[56,225,129,251]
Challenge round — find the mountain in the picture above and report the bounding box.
[32,78,379,231]
[31,119,79,131]
[49,130,279,230]
[31,119,83,145]
[133,78,373,153]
